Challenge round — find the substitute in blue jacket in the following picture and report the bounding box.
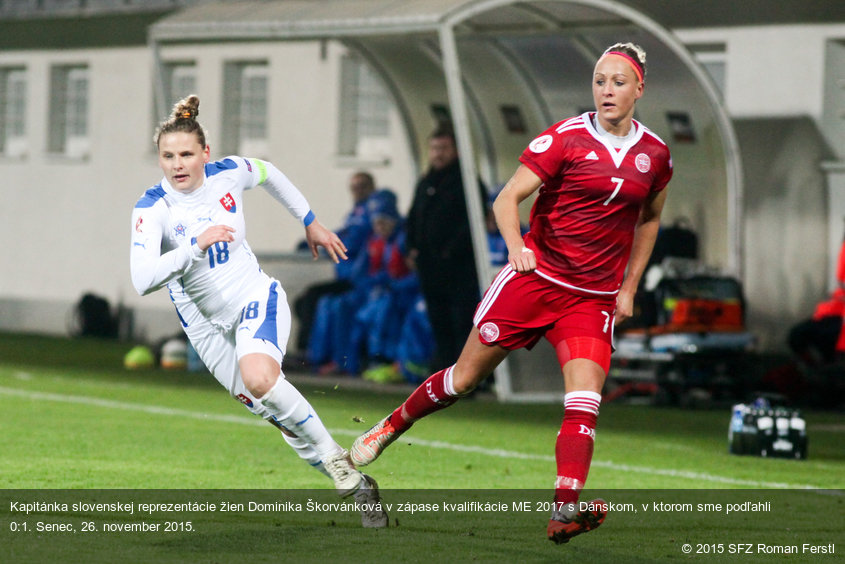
[129,94,386,527]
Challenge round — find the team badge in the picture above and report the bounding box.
[529,134,553,154]
[173,223,187,238]
[236,394,254,408]
[220,192,237,213]
[134,216,144,233]
[635,153,651,173]
[479,322,500,343]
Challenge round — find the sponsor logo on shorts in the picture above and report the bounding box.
[479,322,500,343]
[635,153,651,173]
[529,134,553,154]
[236,394,254,408]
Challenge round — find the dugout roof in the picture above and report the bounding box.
[150,0,743,401]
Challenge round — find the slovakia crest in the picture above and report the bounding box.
[220,193,237,213]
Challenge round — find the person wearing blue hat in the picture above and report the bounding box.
[355,190,418,379]
[295,172,376,357]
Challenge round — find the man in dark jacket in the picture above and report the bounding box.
[406,125,486,371]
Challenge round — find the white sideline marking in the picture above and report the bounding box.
[0,386,266,428]
[0,385,829,491]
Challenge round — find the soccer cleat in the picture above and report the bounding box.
[353,474,389,528]
[323,449,364,497]
[350,416,404,467]
[547,498,608,544]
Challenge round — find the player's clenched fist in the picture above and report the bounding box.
[508,247,537,274]
[196,225,235,251]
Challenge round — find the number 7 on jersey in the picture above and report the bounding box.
[603,177,624,206]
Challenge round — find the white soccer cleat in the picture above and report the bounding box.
[353,474,389,528]
[323,449,364,497]
[350,416,403,467]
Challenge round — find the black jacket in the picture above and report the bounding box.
[406,159,486,287]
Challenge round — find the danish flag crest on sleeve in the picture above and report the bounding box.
[220,193,237,213]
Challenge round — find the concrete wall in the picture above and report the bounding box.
[675,24,845,350]
[0,40,415,344]
[676,24,843,120]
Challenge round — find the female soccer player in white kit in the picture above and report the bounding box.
[130,95,387,528]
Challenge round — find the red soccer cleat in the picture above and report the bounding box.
[547,498,608,544]
[351,415,404,467]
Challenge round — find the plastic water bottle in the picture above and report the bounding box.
[728,403,746,453]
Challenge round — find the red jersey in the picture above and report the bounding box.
[368,235,410,280]
[519,112,672,295]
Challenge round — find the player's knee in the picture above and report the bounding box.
[452,379,473,395]
[240,353,283,397]
[450,366,480,395]
[242,374,277,397]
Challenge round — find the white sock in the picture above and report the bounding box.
[258,375,341,459]
[280,431,330,478]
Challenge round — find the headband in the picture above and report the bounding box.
[603,51,644,83]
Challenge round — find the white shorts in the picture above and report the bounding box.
[177,278,291,417]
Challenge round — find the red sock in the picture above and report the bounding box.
[554,391,601,512]
[390,367,459,431]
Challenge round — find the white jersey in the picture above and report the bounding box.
[130,156,312,329]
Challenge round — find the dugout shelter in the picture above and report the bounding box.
[150,0,742,401]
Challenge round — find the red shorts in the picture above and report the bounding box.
[473,267,616,355]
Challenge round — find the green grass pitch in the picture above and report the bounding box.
[0,332,842,563]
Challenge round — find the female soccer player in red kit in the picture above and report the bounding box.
[352,42,672,543]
